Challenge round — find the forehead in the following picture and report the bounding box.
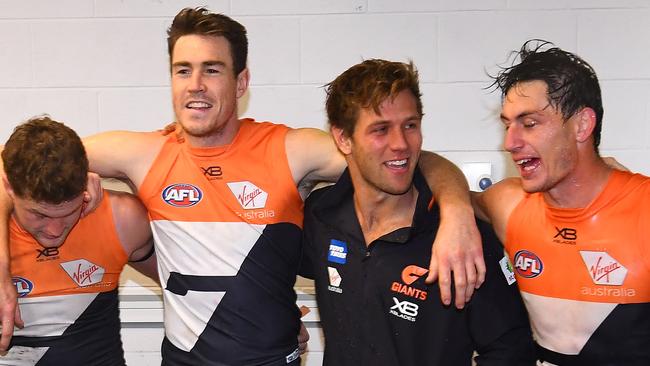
[172,34,233,65]
[357,90,420,123]
[16,195,84,216]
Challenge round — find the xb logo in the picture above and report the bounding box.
[554,227,577,240]
[391,297,419,317]
[36,247,59,259]
[201,166,223,178]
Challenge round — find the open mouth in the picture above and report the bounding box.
[186,101,213,110]
[385,158,408,169]
[515,158,540,175]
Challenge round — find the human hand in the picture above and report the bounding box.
[426,206,485,309]
[0,274,21,355]
[298,321,309,355]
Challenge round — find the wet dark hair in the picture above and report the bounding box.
[490,39,603,152]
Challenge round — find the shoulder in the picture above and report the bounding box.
[106,190,148,233]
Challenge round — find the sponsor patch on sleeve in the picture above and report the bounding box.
[499,256,517,285]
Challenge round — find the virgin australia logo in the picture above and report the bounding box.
[579,251,627,285]
[227,181,268,209]
[60,259,105,287]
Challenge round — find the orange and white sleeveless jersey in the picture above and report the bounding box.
[6,191,128,366]
[138,119,304,365]
[506,170,650,364]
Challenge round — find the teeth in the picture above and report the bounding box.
[187,101,211,108]
[516,158,531,165]
[386,159,407,167]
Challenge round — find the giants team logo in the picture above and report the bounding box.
[60,259,105,287]
[13,277,33,297]
[391,265,428,300]
[580,251,627,285]
[513,250,543,278]
[162,183,203,207]
[227,181,268,209]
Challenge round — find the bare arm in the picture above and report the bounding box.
[285,128,346,199]
[418,152,485,309]
[0,155,21,354]
[0,192,19,355]
[109,190,159,283]
[83,130,165,189]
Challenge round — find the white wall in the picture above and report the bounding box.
[2,0,649,364]
[1,0,648,178]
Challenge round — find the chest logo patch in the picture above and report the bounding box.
[13,277,33,297]
[514,250,543,278]
[60,259,105,287]
[391,265,428,301]
[327,267,343,293]
[327,239,348,264]
[162,183,203,207]
[580,251,627,286]
[227,181,268,209]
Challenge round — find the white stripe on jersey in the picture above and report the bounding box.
[16,293,98,337]
[151,220,266,352]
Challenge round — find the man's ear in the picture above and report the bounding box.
[330,125,352,155]
[575,107,597,144]
[2,174,14,199]
[236,68,250,99]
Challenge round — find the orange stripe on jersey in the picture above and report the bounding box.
[10,191,128,298]
[505,170,650,304]
[139,118,303,226]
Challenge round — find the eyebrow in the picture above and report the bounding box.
[500,110,538,122]
[171,60,226,68]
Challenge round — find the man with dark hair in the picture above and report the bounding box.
[1,117,157,365]
[0,8,485,365]
[475,40,650,365]
[300,59,535,366]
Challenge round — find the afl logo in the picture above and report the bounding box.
[513,250,543,278]
[162,183,203,207]
[13,277,33,297]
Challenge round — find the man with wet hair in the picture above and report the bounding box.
[301,59,535,366]
[475,40,650,365]
[1,116,156,365]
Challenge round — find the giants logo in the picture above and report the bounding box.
[60,259,105,287]
[580,251,627,285]
[13,277,33,297]
[391,265,428,300]
[162,183,203,207]
[514,250,543,278]
[227,181,268,209]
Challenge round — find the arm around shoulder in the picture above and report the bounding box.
[83,130,165,188]
[285,128,346,197]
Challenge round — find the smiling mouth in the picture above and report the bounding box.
[385,159,408,169]
[186,101,213,109]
